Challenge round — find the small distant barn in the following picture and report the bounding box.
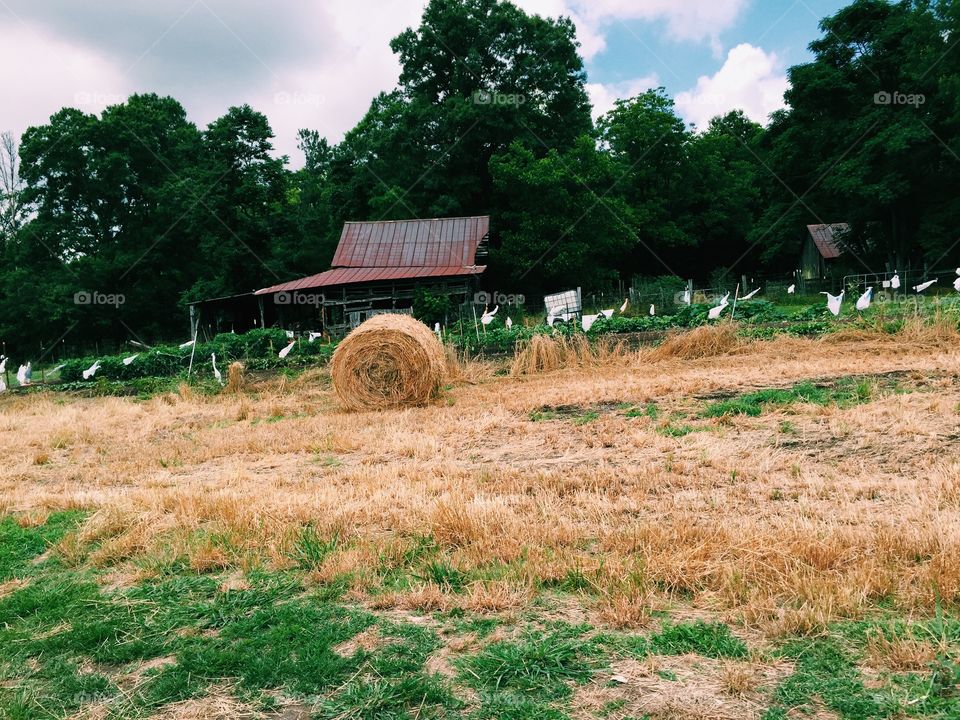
[801,223,848,280]
[255,216,489,336]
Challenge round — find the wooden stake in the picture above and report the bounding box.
[730,283,741,319]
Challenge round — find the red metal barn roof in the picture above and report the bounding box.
[807,223,848,259]
[255,215,490,295]
[257,265,486,295]
[332,216,489,268]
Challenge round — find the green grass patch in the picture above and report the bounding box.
[648,620,749,659]
[625,402,659,420]
[764,636,891,719]
[703,379,880,418]
[529,409,562,422]
[0,513,465,719]
[416,559,469,592]
[457,623,602,711]
[656,422,704,437]
[289,524,340,569]
[529,408,600,425]
[5,514,960,719]
[0,511,84,580]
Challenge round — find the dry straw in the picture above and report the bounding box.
[647,323,740,361]
[444,345,496,385]
[511,334,563,376]
[226,362,245,393]
[510,333,630,376]
[331,314,446,410]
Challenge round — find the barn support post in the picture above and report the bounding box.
[258,297,265,328]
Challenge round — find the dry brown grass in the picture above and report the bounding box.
[66,680,254,719]
[0,578,30,600]
[3,332,960,641]
[595,589,653,629]
[719,659,757,697]
[444,345,497,385]
[148,688,259,719]
[330,314,446,410]
[897,309,960,344]
[511,334,564,375]
[865,628,939,671]
[226,362,245,393]
[511,333,630,376]
[647,323,740,361]
[825,310,960,347]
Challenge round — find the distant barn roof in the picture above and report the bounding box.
[807,223,848,259]
[256,216,489,295]
[333,216,488,268]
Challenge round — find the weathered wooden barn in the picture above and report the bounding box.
[254,216,489,336]
[800,223,848,280]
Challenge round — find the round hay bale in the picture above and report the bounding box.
[331,314,446,410]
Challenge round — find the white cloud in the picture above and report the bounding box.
[674,43,788,130]
[516,0,749,59]
[586,75,660,119]
[512,0,606,58]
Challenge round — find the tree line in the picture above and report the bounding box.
[0,0,958,355]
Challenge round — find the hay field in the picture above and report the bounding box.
[2,325,960,718]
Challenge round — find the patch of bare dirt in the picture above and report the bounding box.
[424,645,458,679]
[149,687,262,719]
[572,655,793,720]
[0,577,29,599]
[332,625,382,657]
[122,655,177,688]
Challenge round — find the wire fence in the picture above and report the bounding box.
[841,267,958,295]
[21,267,960,366]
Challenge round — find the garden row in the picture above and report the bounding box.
[54,299,959,383]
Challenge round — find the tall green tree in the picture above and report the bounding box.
[755,0,954,270]
[183,105,293,302]
[490,137,636,293]
[683,111,765,276]
[9,95,203,347]
[273,129,339,277]
[596,89,695,278]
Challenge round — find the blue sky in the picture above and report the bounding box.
[589,0,849,92]
[1,0,855,163]
[574,0,852,127]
